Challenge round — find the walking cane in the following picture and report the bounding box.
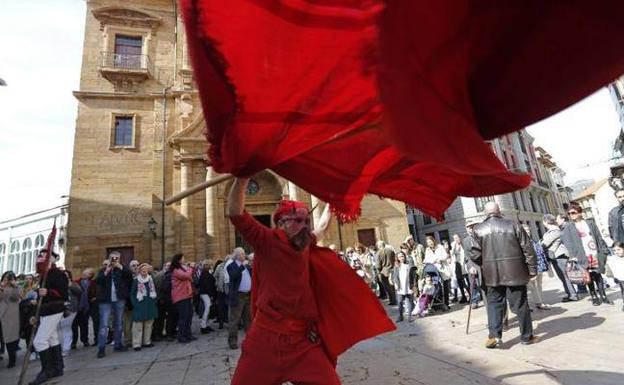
[465,274,475,335]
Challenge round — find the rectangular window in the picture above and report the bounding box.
[423,214,432,225]
[438,230,450,244]
[113,116,134,147]
[114,35,142,68]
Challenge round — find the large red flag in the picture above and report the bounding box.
[180,0,546,219]
[36,221,57,277]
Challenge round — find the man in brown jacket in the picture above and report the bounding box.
[470,202,538,348]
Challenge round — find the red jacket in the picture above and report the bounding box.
[171,266,194,304]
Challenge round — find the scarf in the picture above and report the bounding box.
[136,275,156,302]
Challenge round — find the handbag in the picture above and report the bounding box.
[566,261,590,285]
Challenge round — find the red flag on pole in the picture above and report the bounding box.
[36,221,57,278]
[180,0,624,219]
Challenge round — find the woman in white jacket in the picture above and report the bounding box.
[424,236,451,310]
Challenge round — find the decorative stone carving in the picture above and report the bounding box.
[93,7,162,32]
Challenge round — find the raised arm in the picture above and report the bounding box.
[228,177,250,217]
[313,203,332,241]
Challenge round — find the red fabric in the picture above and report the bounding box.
[180,0,624,219]
[36,222,57,277]
[232,324,341,385]
[273,199,310,224]
[231,212,395,362]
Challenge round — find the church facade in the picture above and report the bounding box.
[66,0,409,270]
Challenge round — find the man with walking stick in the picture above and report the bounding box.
[23,249,68,385]
[469,202,537,349]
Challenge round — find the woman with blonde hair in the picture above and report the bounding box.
[423,236,452,310]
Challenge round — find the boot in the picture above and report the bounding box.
[598,283,613,304]
[49,345,64,377]
[591,292,601,306]
[28,349,53,385]
[6,341,17,368]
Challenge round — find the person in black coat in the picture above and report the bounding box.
[198,261,217,334]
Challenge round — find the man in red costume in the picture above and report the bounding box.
[227,177,394,385]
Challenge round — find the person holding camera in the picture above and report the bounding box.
[95,251,132,358]
[171,253,196,343]
[0,271,21,368]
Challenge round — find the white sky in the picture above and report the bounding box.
[0,1,622,221]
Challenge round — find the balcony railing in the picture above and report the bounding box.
[100,52,151,72]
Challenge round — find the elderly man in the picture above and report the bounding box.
[470,202,538,348]
[226,248,251,349]
[376,240,397,306]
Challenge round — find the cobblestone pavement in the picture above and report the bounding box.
[1,275,623,385]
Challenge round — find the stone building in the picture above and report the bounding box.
[408,130,569,244]
[65,0,409,271]
[572,179,618,239]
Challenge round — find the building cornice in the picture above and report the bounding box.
[73,89,199,101]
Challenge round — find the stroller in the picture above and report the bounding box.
[422,263,447,313]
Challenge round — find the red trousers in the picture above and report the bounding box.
[232,324,341,385]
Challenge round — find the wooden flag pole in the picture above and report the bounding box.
[165,174,234,205]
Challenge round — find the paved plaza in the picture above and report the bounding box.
[1,276,623,385]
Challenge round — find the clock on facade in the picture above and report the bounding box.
[246,179,260,195]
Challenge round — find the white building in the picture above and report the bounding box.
[572,179,618,238]
[410,130,568,244]
[0,205,68,275]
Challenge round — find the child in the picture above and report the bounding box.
[412,275,435,318]
[607,242,624,311]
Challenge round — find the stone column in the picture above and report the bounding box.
[180,160,191,218]
[205,167,216,239]
[194,163,207,260]
[288,181,299,201]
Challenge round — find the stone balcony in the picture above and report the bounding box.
[98,51,152,87]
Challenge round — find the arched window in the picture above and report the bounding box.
[0,243,6,274]
[22,238,33,274]
[9,240,20,273]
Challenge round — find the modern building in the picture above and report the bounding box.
[65,1,409,271]
[410,130,569,244]
[0,205,68,275]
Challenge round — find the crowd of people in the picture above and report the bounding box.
[2,195,624,381]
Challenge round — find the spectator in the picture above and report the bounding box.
[560,204,612,306]
[0,271,21,368]
[226,249,252,350]
[376,241,397,306]
[130,263,158,351]
[171,254,196,343]
[522,224,550,311]
[58,270,81,356]
[95,251,132,358]
[424,236,451,310]
[214,255,232,330]
[392,251,416,322]
[152,262,172,342]
[123,260,140,349]
[541,214,578,302]
[72,268,98,349]
[450,234,469,304]
[608,242,624,311]
[608,188,624,244]
[470,202,537,348]
[198,260,217,334]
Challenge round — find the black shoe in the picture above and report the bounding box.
[229,343,238,350]
[395,316,404,323]
[200,327,211,334]
[459,298,468,304]
[189,336,197,341]
[97,349,105,359]
[113,346,128,352]
[561,297,572,302]
[133,347,142,352]
[49,345,64,378]
[218,324,224,330]
[592,297,602,306]
[28,348,53,385]
[70,344,76,350]
[143,343,155,348]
